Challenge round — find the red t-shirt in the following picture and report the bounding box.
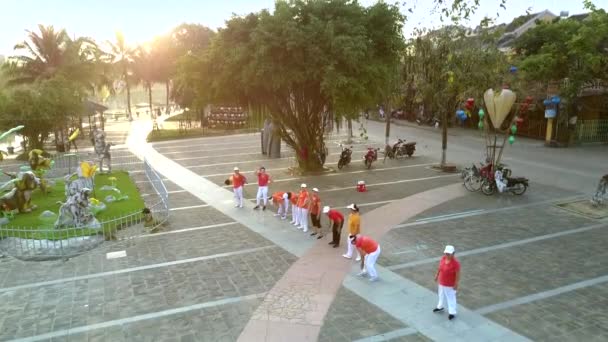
[272,191,285,204]
[232,173,246,188]
[297,190,309,208]
[327,209,344,222]
[438,256,460,287]
[310,195,321,215]
[355,235,378,254]
[258,173,270,186]
[290,193,299,205]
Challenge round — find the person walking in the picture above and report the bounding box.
[253,166,271,210]
[297,184,310,232]
[433,245,460,320]
[309,188,322,238]
[343,204,361,261]
[323,206,344,248]
[351,234,381,282]
[231,167,247,208]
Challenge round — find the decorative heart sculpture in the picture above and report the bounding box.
[484,88,517,129]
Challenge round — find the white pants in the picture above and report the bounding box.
[345,239,361,259]
[437,285,457,315]
[256,186,268,206]
[292,206,300,224]
[300,208,309,231]
[277,198,289,217]
[233,186,243,207]
[364,246,381,278]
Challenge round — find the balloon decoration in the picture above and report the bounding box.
[508,135,515,145]
[484,88,517,129]
[543,96,560,119]
[478,121,484,130]
[511,124,517,134]
[208,106,248,129]
[509,66,518,73]
[456,110,467,122]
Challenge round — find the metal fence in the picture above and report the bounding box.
[575,119,608,143]
[0,155,170,261]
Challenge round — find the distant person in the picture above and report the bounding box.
[289,191,299,224]
[323,206,344,248]
[343,204,361,261]
[309,188,322,238]
[229,167,247,208]
[253,166,271,211]
[433,245,460,320]
[296,184,309,232]
[351,234,381,282]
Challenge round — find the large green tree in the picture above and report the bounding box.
[200,0,404,170]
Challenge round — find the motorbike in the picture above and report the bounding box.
[383,139,403,161]
[364,147,380,169]
[337,144,353,170]
[480,168,529,196]
[416,115,440,127]
[383,139,416,161]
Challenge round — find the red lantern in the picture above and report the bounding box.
[465,98,475,111]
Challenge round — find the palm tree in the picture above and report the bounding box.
[151,35,174,111]
[132,46,156,118]
[107,32,134,120]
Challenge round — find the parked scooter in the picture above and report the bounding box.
[337,144,353,170]
[384,139,416,161]
[481,168,529,195]
[383,139,403,161]
[416,115,440,128]
[364,147,380,169]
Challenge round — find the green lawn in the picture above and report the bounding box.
[1,171,145,239]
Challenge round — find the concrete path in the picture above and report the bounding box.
[128,118,529,342]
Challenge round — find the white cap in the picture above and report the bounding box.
[234,167,239,171]
[322,206,330,213]
[301,183,307,188]
[347,204,356,210]
[312,188,319,192]
[444,245,455,254]
[282,193,289,199]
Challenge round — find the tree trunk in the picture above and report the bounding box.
[385,114,391,145]
[441,109,448,167]
[148,83,153,119]
[125,73,132,120]
[165,81,170,112]
[347,118,353,143]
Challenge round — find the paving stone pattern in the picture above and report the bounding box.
[397,227,608,310]
[0,248,295,341]
[0,223,283,288]
[378,205,597,267]
[487,283,608,342]
[318,287,409,342]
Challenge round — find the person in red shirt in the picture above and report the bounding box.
[297,184,310,232]
[309,188,322,238]
[323,206,344,248]
[272,191,290,219]
[231,167,247,208]
[289,192,299,224]
[351,234,381,282]
[433,245,460,320]
[253,166,271,211]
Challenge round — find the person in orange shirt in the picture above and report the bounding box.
[231,167,247,208]
[296,184,310,232]
[289,191,299,224]
[271,191,290,220]
[351,234,381,282]
[309,188,322,238]
[343,204,361,261]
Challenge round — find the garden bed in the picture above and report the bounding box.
[0,171,145,239]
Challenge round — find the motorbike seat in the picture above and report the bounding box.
[509,177,528,182]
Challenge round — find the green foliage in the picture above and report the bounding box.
[514,9,608,100]
[192,0,405,170]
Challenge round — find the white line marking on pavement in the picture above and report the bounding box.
[0,246,276,294]
[387,222,607,271]
[352,327,418,342]
[169,204,210,211]
[223,163,434,188]
[475,274,608,315]
[137,222,239,238]
[10,293,267,342]
[393,195,587,229]
[243,174,457,201]
[106,251,127,259]
[184,150,369,168]
[414,209,485,222]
